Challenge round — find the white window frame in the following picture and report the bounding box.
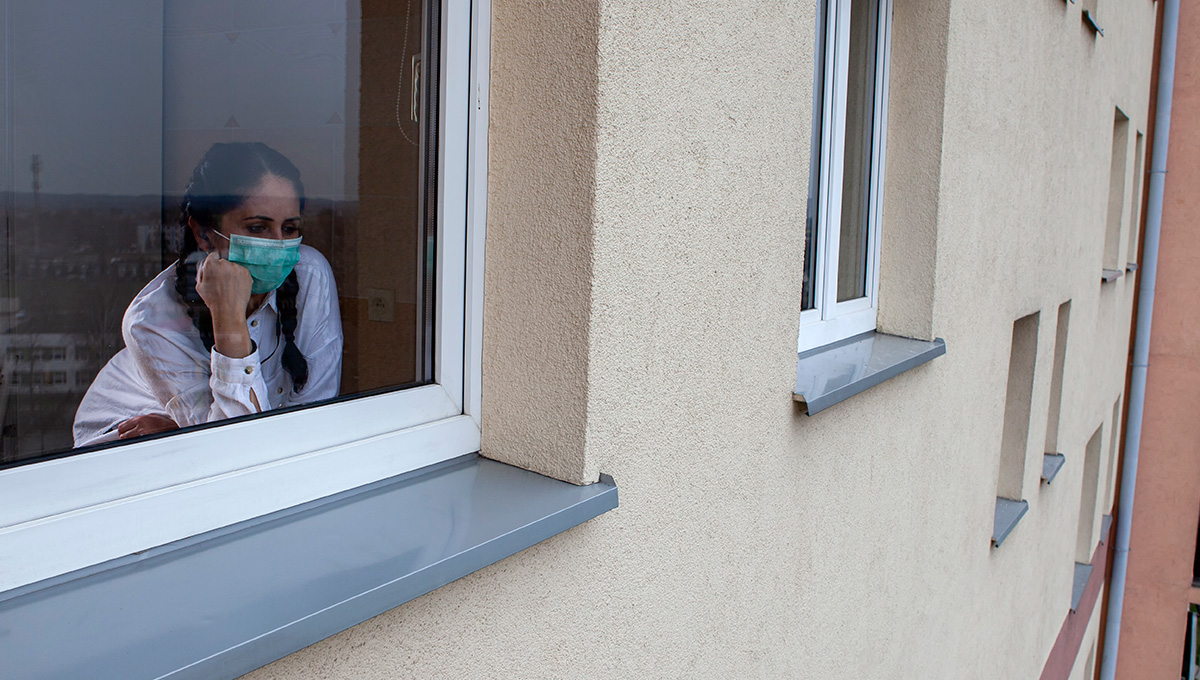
[798,0,893,353]
[0,0,491,594]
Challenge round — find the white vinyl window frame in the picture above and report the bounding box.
[798,0,893,353]
[0,0,491,594]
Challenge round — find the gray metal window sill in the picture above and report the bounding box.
[1082,9,1104,36]
[0,453,618,680]
[992,497,1028,548]
[793,331,946,415]
[1101,268,1123,283]
[1126,262,1138,273]
[1042,453,1066,484]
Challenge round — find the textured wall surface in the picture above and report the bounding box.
[244,0,1157,678]
[476,0,601,484]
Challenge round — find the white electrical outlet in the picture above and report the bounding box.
[366,288,394,323]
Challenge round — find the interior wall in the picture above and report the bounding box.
[342,0,424,393]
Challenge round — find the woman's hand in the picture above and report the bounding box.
[117,413,180,439]
[196,251,252,319]
[196,252,254,358]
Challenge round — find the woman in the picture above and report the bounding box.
[73,142,343,446]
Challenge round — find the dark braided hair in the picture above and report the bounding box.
[175,142,310,391]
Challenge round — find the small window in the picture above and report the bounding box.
[998,312,1039,501]
[800,0,893,352]
[1077,425,1104,562]
[1044,301,1071,455]
[1103,108,1129,275]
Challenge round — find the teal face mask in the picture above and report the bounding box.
[212,231,302,294]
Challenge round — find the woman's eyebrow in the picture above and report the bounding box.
[240,215,302,223]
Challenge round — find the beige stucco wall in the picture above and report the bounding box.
[245,0,1157,678]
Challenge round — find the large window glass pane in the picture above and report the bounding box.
[0,0,436,466]
[836,0,879,303]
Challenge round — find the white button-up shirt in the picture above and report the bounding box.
[73,245,343,446]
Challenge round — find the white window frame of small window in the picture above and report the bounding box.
[0,0,491,594]
[797,0,893,353]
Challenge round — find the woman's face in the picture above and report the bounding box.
[197,173,302,255]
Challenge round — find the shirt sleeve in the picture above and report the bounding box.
[123,275,274,427]
[156,346,271,427]
[207,346,272,418]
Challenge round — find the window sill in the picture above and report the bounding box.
[992,497,1028,548]
[793,331,946,415]
[1101,268,1123,283]
[1126,262,1138,273]
[1082,9,1104,37]
[0,454,618,680]
[1041,453,1066,485]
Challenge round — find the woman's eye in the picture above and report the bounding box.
[246,223,267,233]
[283,225,302,236]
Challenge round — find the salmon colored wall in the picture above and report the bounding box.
[1117,3,1200,677]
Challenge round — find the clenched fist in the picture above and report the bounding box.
[196,251,254,359]
[196,251,253,319]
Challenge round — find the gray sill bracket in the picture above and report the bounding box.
[1101,268,1123,283]
[794,331,946,415]
[992,497,1028,548]
[1041,453,1066,484]
[1126,262,1138,273]
[0,453,618,680]
[1082,9,1104,36]
[1071,561,1094,612]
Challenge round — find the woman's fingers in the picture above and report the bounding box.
[116,414,180,440]
[195,251,253,317]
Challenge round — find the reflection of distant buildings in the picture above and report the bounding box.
[1,192,166,462]
[0,296,120,461]
[10,255,162,282]
[1,333,107,396]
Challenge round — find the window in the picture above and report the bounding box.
[1076,425,1104,562]
[1127,131,1145,267]
[998,311,1040,502]
[800,0,893,352]
[0,0,489,593]
[1102,108,1129,277]
[1044,301,1071,456]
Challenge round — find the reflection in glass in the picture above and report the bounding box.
[836,0,880,303]
[0,0,434,465]
[802,0,828,313]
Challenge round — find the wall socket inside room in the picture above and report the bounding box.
[366,288,395,323]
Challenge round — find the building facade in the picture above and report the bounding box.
[248,0,1159,678]
[0,0,1168,678]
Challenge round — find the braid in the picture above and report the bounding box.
[174,204,217,352]
[276,270,309,391]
